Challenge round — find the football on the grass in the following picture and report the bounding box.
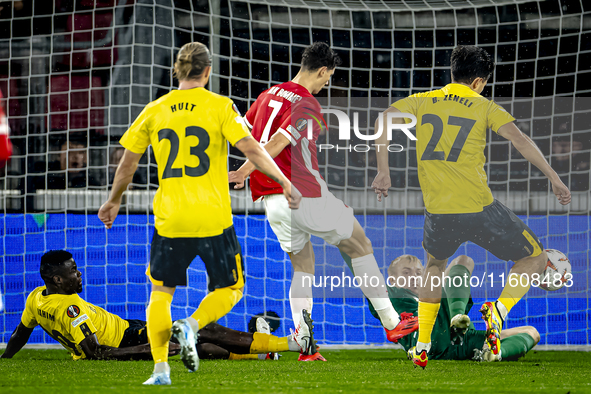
[540,249,572,291]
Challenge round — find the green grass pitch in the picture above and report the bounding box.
[1,349,590,393]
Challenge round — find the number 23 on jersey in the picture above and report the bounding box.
[158,126,210,179]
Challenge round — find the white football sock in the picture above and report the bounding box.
[153,361,170,374]
[186,316,200,334]
[287,336,300,352]
[289,272,314,326]
[351,254,400,330]
[416,341,431,353]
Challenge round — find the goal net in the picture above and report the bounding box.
[1,0,589,348]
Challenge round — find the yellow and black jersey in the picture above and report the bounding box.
[21,286,129,360]
[120,88,250,238]
[392,83,515,214]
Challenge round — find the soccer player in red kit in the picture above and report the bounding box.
[0,89,12,167]
[0,89,12,314]
[230,43,409,361]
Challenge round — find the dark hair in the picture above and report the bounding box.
[301,42,342,72]
[40,250,73,283]
[173,42,211,81]
[450,45,495,84]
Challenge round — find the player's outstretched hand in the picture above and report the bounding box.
[283,182,301,209]
[98,200,121,229]
[552,178,571,205]
[371,171,391,202]
[228,170,246,189]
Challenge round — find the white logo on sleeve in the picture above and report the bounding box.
[71,314,89,327]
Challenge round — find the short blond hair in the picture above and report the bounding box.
[173,42,211,81]
[388,254,421,277]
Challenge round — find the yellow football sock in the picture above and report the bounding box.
[191,287,242,328]
[146,291,173,364]
[417,301,440,344]
[228,353,259,360]
[249,333,289,354]
[498,277,531,315]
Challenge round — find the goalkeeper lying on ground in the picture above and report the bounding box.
[1,250,317,361]
[344,253,539,361]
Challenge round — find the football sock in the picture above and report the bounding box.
[446,265,471,318]
[249,333,289,353]
[287,335,300,351]
[153,362,170,374]
[191,286,243,329]
[496,300,509,321]
[351,254,400,330]
[498,275,530,319]
[417,301,440,345]
[146,291,173,365]
[228,353,259,360]
[499,333,536,361]
[289,272,314,325]
[186,317,199,336]
[416,341,431,353]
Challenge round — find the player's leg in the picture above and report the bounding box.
[471,200,545,354]
[497,251,546,321]
[476,326,539,362]
[144,230,194,385]
[497,326,540,361]
[288,241,315,325]
[337,221,400,333]
[198,343,232,359]
[264,193,314,327]
[444,255,474,332]
[144,284,175,384]
[414,212,464,367]
[185,226,245,335]
[145,231,202,380]
[413,253,447,361]
[292,191,401,334]
[197,322,300,356]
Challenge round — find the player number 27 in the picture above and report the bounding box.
[421,114,476,162]
[158,126,210,179]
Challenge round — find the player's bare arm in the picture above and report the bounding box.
[0,323,34,358]
[98,150,142,228]
[234,135,301,209]
[371,106,403,202]
[79,334,180,361]
[229,132,291,189]
[497,122,571,205]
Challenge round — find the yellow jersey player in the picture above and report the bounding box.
[372,45,570,368]
[0,250,179,361]
[98,42,300,385]
[1,250,319,362]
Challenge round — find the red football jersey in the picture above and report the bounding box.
[245,81,325,200]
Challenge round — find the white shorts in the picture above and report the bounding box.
[263,191,355,254]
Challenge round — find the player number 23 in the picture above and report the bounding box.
[421,114,476,162]
[158,126,210,179]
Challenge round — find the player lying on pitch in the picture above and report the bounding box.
[343,253,539,362]
[0,250,319,361]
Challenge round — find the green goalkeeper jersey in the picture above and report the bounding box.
[368,285,480,360]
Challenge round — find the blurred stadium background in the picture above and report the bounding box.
[0,0,589,348]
